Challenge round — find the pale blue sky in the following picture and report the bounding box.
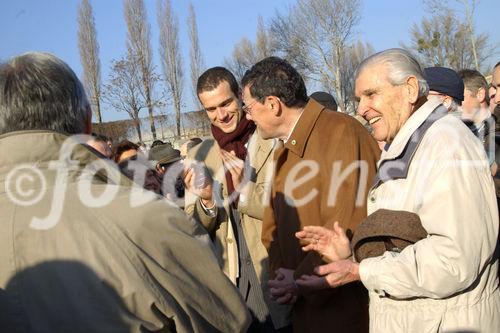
[1,0,499,122]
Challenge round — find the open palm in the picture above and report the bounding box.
[295,222,351,262]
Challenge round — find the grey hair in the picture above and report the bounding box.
[0,52,90,135]
[355,48,429,98]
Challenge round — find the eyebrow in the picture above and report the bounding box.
[362,88,377,96]
[205,97,234,111]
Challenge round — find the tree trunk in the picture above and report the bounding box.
[145,84,156,140]
[134,118,142,142]
[94,97,102,123]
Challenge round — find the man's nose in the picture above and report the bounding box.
[356,99,367,117]
[216,107,228,120]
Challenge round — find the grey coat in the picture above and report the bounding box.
[0,131,251,333]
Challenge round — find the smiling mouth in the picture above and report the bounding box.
[369,116,382,125]
[220,115,233,125]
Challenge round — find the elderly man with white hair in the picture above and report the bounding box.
[295,48,499,332]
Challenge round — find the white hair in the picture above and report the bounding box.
[355,48,429,98]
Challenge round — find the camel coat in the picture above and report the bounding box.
[262,99,380,332]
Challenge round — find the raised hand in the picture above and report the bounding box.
[183,162,214,207]
[295,222,351,262]
[220,150,246,194]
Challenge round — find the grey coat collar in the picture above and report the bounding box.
[373,102,448,188]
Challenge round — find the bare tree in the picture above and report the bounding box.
[405,10,490,70]
[270,0,362,113]
[225,37,258,81]
[124,0,158,139]
[187,2,204,111]
[158,0,183,137]
[339,41,374,113]
[424,0,483,70]
[255,16,275,60]
[78,0,102,123]
[102,57,147,142]
[224,16,277,81]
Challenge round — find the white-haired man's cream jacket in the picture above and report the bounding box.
[359,99,500,332]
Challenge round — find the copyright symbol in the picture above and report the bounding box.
[5,164,46,206]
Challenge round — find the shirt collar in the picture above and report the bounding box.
[283,111,303,144]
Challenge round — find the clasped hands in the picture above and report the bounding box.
[269,222,361,303]
[183,149,248,207]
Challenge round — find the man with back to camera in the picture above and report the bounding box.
[0,52,251,332]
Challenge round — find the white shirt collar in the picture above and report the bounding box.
[283,110,304,143]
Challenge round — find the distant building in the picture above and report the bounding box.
[93,110,211,146]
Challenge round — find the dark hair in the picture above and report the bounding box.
[0,52,90,135]
[309,91,338,111]
[91,132,110,143]
[197,67,239,97]
[151,139,164,148]
[186,137,202,150]
[241,57,308,108]
[118,159,163,196]
[495,61,500,69]
[112,140,139,163]
[458,69,489,100]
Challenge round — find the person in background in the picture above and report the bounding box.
[458,69,497,175]
[86,132,112,158]
[112,140,139,163]
[424,66,464,116]
[151,139,165,148]
[309,91,338,111]
[179,137,203,159]
[148,143,185,205]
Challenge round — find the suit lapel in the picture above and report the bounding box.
[248,132,275,176]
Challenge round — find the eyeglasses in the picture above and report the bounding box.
[242,100,258,114]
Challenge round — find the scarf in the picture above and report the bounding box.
[211,116,256,199]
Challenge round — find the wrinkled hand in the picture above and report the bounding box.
[220,150,246,194]
[296,260,360,290]
[295,222,351,262]
[183,162,214,206]
[268,268,298,305]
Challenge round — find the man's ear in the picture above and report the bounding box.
[406,76,419,104]
[267,96,281,116]
[443,96,452,110]
[477,87,486,104]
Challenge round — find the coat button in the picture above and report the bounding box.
[369,195,376,203]
[227,238,233,244]
[291,139,296,145]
